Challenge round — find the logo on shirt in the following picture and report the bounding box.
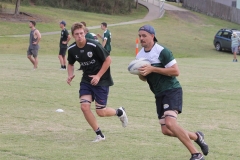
[80,59,96,66]
[75,55,79,59]
[87,52,93,58]
[80,50,84,53]
[163,104,169,109]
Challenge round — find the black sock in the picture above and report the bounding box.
[95,128,104,138]
[116,109,123,117]
[61,65,64,68]
[64,65,66,69]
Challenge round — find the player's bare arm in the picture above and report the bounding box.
[63,35,71,44]
[67,35,71,43]
[102,38,107,47]
[154,63,179,76]
[97,56,111,77]
[33,30,41,44]
[97,34,103,40]
[89,56,111,86]
[140,63,179,77]
[138,75,147,81]
[67,64,75,85]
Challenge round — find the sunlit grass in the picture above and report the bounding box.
[0,54,240,160]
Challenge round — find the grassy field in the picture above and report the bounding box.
[0,2,148,36]
[1,2,240,160]
[0,54,240,160]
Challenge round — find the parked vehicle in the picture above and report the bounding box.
[213,28,240,52]
[165,0,183,2]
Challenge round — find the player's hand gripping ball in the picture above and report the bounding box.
[128,58,151,75]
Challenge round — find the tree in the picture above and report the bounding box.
[128,0,132,12]
[14,0,21,15]
[135,0,138,9]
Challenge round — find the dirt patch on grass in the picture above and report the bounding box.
[166,10,203,24]
[0,11,53,23]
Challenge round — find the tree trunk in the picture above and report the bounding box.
[113,0,119,14]
[128,0,132,12]
[135,0,138,9]
[61,0,64,7]
[14,0,20,15]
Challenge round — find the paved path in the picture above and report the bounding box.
[1,1,188,37]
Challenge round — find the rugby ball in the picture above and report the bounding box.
[128,58,151,75]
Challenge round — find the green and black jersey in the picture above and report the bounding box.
[85,32,95,40]
[136,43,181,95]
[103,29,111,52]
[67,39,113,86]
[60,28,69,48]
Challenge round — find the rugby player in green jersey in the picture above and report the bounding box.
[136,25,209,160]
[97,22,111,53]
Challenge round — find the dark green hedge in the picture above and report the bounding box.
[1,0,135,14]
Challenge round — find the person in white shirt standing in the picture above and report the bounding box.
[231,32,239,62]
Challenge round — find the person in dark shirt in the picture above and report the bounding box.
[78,21,95,70]
[59,20,71,70]
[85,27,95,40]
[67,22,128,142]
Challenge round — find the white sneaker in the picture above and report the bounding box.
[92,135,105,142]
[118,107,128,127]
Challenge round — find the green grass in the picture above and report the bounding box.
[1,2,240,160]
[0,2,148,36]
[0,54,240,160]
[165,1,183,7]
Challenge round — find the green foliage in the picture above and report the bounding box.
[0,0,29,5]
[2,0,135,14]
[0,3,147,37]
[0,3,6,9]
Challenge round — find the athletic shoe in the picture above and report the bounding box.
[118,107,128,127]
[190,153,204,160]
[195,131,209,156]
[60,68,66,70]
[92,135,105,142]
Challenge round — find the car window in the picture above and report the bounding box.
[217,31,222,36]
[227,32,232,39]
[221,31,231,39]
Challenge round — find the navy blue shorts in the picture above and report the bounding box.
[155,88,183,119]
[79,82,109,105]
